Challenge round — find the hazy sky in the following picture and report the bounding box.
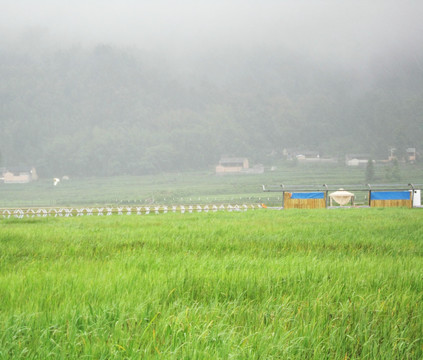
[2,0,423,68]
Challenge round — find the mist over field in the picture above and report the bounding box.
[1,0,422,176]
[1,4,423,357]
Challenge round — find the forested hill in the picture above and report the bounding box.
[1,42,422,177]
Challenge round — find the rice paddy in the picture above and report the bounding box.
[1,162,422,207]
[0,208,422,359]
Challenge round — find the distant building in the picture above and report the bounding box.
[216,157,249,174]
[406,148,417,162]
[283,149,336,163]
[215,157,264,175]
[2,167,37,184]
[388,147,418,162]
[296,151,320,161]
[346,154,371,166]
[388,148,397,162]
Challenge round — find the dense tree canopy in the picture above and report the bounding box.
[1,42,422,177]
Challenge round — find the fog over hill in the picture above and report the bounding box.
[1,1,422,176]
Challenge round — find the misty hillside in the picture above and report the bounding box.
[1,43,422,177]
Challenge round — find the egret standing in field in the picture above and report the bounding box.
[53,178,60,186]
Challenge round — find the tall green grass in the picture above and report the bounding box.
[0,209,422,358]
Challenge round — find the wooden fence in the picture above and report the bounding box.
[283,192,327,209]
[370,191,412,208]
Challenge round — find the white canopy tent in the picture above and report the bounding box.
[329,189,355,206]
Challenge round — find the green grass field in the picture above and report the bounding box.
[1,162,422,207]
[1,208,422,359]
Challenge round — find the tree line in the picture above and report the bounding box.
[0,43,422,177]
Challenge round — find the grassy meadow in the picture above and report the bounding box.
[0,208,422,359]
[1,161,422,207]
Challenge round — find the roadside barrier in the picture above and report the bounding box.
[1,204,263,219]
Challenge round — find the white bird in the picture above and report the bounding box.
[53,178,60,186]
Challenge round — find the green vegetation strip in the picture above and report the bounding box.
[1,163,422,208]
[0,209,422,359]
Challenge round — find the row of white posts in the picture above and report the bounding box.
[1,204,263,218]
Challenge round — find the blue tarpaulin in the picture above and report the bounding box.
[371,191,410,200]
[290,192,324,199]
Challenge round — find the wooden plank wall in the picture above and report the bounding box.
[370,191,412,208]
[370,199,412,208]
[284,192,327,209]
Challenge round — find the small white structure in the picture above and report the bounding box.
[412,190,421,207]
[296,151,320,161]
[346,154,371,166]
[329,189,355,206]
